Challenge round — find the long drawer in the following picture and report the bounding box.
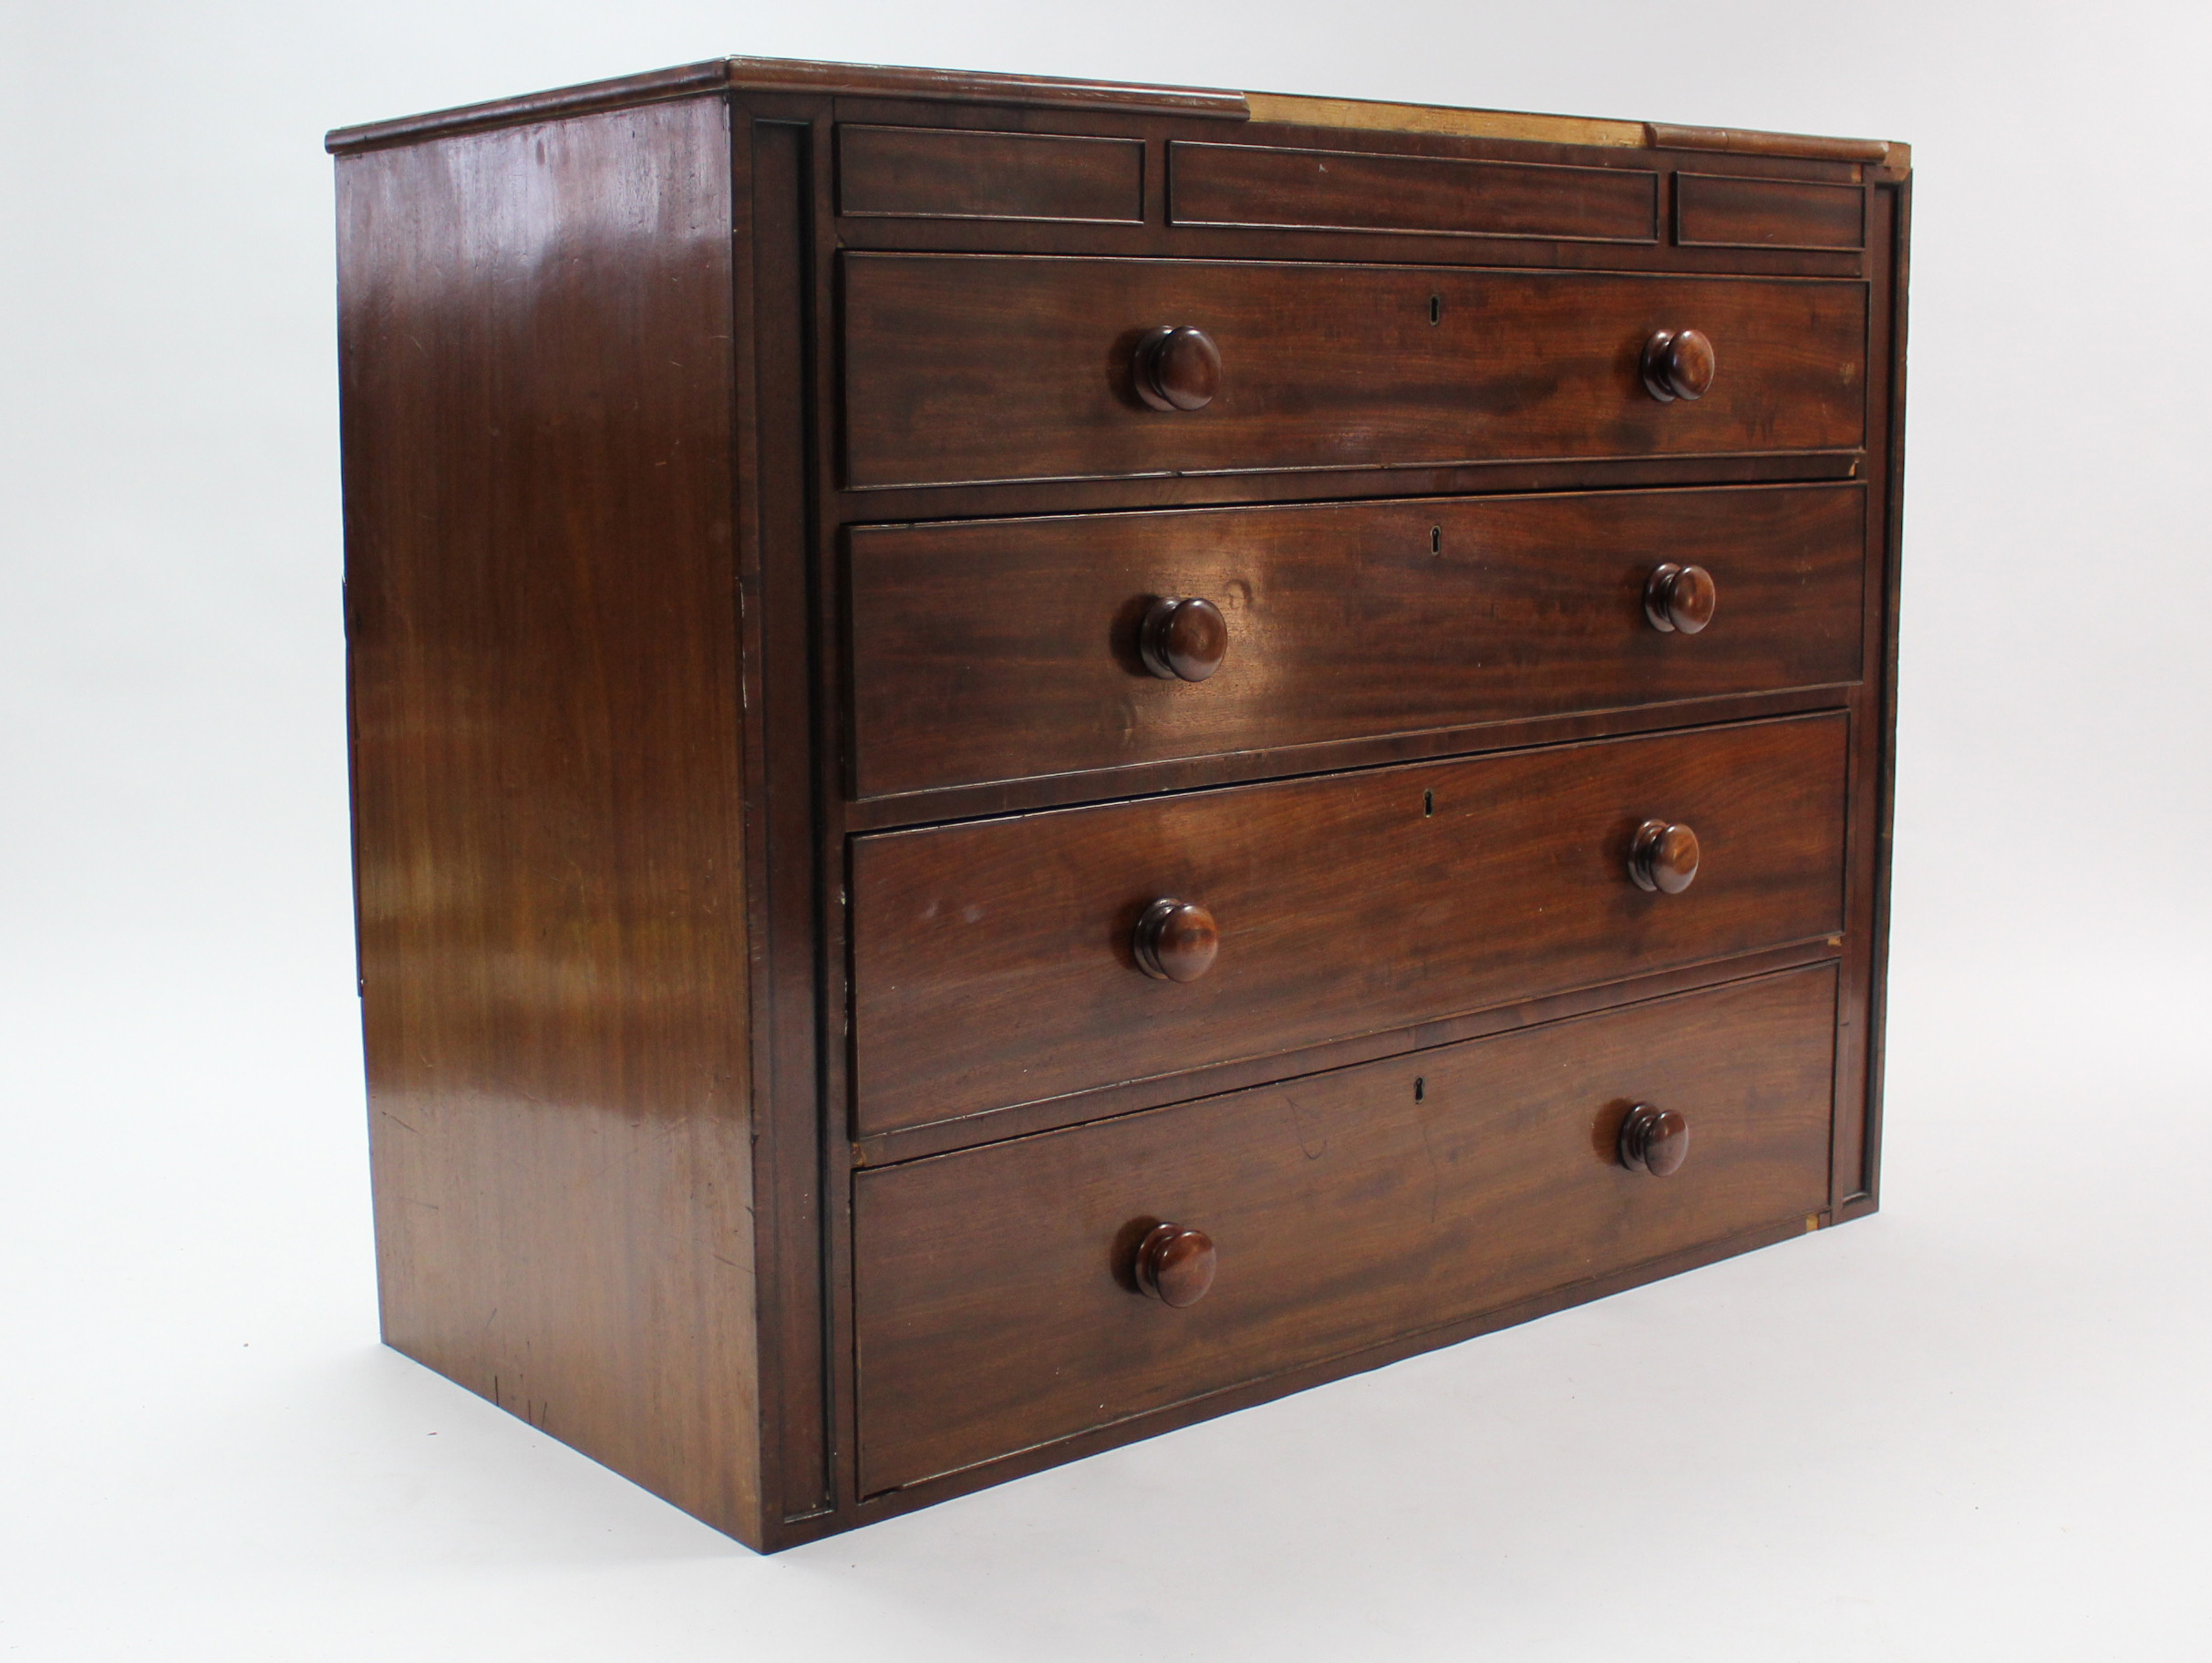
[851,713,1846,1137]
[854,964,1838,1495]
[842,253,1867,489]
[848,482,1866,799]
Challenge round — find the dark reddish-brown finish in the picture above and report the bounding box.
[746,117,832,1524]
[1641,326,1717,402]
[336,97,760,1537]
[1618,1102,1691,1174]
[842,255,1866,487]
[852,715,1846,1136]
[1676,172,1866,251]
[1644,561,1719,634]
[1647,122,1890,164]
[713,54,1253,118]
[838,125,1145,223]
[1134,1224,1219,1307]
[1629,819,1702,894]
[324,57,1251,154]
[846,483,1862,800]
[332,56,1907,1554]
[1169,140,1659,242]
[1139,594,1229,682]
[1132,325,1222,410]
[1132,898,1221,982]
[854,966,1838,1495]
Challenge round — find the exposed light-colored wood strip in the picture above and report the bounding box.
[1244,91,1904,170]
[1246,92,1646,149]
[325,54,1909,174]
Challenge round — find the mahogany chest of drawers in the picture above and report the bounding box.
[328,57,1908,1552]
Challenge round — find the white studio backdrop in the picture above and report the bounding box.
[2,2,2207,1658]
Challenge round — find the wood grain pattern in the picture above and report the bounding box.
[326,56,1903,168]
[846,483,1865,799]
[745,116,834,1528]
[326,61,732,153]
[1648,122,1890,164]
[850,715,1848,1137]
[856,939,1844,1167]
[1169,140,1657,242]
[838,125,1144,222]
[1243,91,1648,149]
[727,55,1248,117]
[832,203,1868,284]
[337,98,761,1540]
[1677,172,1866,251]
[332,57,1908,1552]
[854,965,1838,1494]
[327,57,1249,151]
[842,254,1867,488]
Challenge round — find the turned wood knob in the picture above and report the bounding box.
[1641,327,1716,402]
[1644,563,1718,635]
[1133,898,1218,982]
[1618,1103,1690,1176]
[1140,595,1229,681]
[1629,819,1700,894]
[1133,325,1221,411]
[1134,1223,1217,1307]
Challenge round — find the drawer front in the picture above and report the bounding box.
[839,126,1146,224]
[849,482,1865,799]
[842,253,1866,489]
[1168,140,1659,242]
[1675,172,1866,252]
[852,714,1846,1136]
[855,964,1838,1494]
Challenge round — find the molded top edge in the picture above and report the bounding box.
[325,55,1906,170]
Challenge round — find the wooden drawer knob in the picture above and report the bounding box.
[1640,327,1716,402]
[1133,898,1218,982]
[1135,1222,1217,1307]
[1618,1103,1690,1176]
[1644,563,1717,635]
[1629,819,1700,894]
[1140,595,1229,681]
[1134,325,1221,412]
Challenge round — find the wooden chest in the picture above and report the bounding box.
[328,57,1908,1552]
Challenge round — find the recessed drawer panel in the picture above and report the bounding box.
[1675,172,1866,251]
[841,253,1866,489]
[851,714,1847,1136]
[838,125,1145,223]
[848,482,1866,799]
[1169,140,1658,241]
[855,964,1837,1494]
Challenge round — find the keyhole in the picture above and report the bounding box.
[1414,1077,1426,1103]
[1429,294,1442,325]
[1430,525,1442,555]
[1423,790,1434,817]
